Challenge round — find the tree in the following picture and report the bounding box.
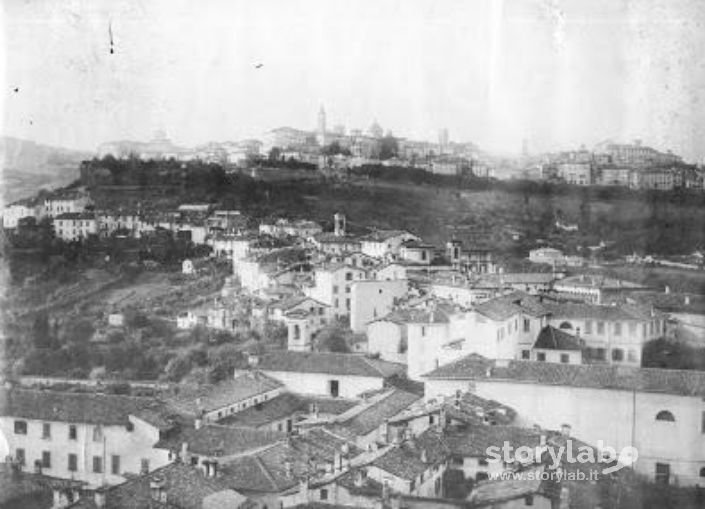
[378,136,399,160]
[268,147,282,162]
[315,324,350,353]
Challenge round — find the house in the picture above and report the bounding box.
[0,388,173,487]
[528,248,564,266]
[2,197,43,229]
[557,162,592,185]
[350,279,408,333]
[53,212,98,241]
[399,241,435,265]
[304,263,368,317]
[552,274,650,304]
[542,301,666,365]
[375,263,408,281]
[67,462,250,509]
[324,389,422,448]
[598,166,632,187]
[429,277,494,307]
[95,210,141,238]
[360,230,421,259]
[312,233,361,255]
[423,354,705,486]
[530,326,583,364]
[473,273,556,295]
[366,312,410,364]
[44,191,92,218]
[249,351,405,398]
[467,465,555,508]
[165,372,284,422]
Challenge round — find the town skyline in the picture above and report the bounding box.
[4,0,705,161]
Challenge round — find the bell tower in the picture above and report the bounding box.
[317,105,327,146]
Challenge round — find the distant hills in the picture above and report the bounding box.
[1,137,93,203]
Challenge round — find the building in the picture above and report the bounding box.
[304,263,368,317]
[250,351,405,398]
[350,279,408,333]
[556,162,592,185]
[598,166,632,187]
[44,192,92,218]
[528,248,564,265]
[430,157,470,176]
[552,274,650,304]
[530,326,583,364]
[360,230,421,259]
[597,140,682,167]
[399,241,435,265]
[423,354,705,486]
[53,212,98,241]
[2,198,43,229]
[0,389,172,487]
[629,168,675,191]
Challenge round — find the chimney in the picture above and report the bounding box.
[333,451,342,473]
[685,295,691,306]
[664,285,670,294]
[194,415,203,430]
[94,487,108,509]
[354,469,365,488]
[285,460,293,478]
[560,424,571,437]
[420,448,428,463]
[299,478,309,501]
[180,442,189,462]
[150,475,166,502]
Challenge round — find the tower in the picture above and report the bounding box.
[333,213,346,237]
[438,128,449,153]
[317,106,327,146]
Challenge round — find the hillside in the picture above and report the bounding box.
[1,137,92,203]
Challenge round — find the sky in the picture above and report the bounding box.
[2,0,705,160]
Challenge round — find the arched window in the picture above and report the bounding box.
[655,410,675,422]
[559,321,573,330]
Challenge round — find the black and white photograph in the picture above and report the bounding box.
[2,0,705,507]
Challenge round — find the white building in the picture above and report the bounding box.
[304,263,368,317]
[2,199,43,229]
[250,351,404,399]
[360,230,421,259]
[0,389,172,488]
[44,192,92,218]
[423,355,705,486]
[349,279,408,333]
[528,248,564,265]
[53,212,98,241]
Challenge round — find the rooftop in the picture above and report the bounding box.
[0,388,172,428]
[533,326,583,351]
[361,229,415,243]
[542,301,664,321]
[256,351,405,379]
[157,424,285,457]
[423,354,705,397]
[468,466,546,506]
[473,291,548,321]
[328,389,421,438]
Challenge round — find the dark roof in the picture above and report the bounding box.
[468,466,545,506]
[70,462,247,509]
[377,305,452,325]
[157,424,284,457]
[555,275,647,290]
[329,389,421,437]
[474,291,548,321]
[542,301,663,321]
[533,326,583,351]
[628,291,705,315]
[0,388,172,428]
[444,424,544,457]
[422,354,705,397]
[370,430,448,481]
[361,230,415,243]
[166,373,282,416]
[217,392,303,428]
[54,212,94,220]
[257,351,404,378]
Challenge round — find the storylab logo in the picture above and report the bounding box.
[486,438,638,475]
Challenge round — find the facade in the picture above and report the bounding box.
[423,355,705,486]
[2,199,43,229]
[44,193,92,218]
[629,168,675,191]
[350,279,408,333]
[304,264,368,317]
[360,230,421,259]
[399,241,435,265]
[0,389,171,488]
[598,167,632,186]
[557,162,592,185]
[528,247,564,265]
[53,213,98,241]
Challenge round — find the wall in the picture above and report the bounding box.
[367,321,407,364]
[424,378,705,486]
[259,370,384,399]
[350,280,408,333]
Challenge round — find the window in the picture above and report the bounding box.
[611,349,624,362]
[478,458,489,467]
[141,459,150,474]
[597,322,605,335]
[523,319,530,333]
[655,410,675,422]
[409,480,416,492]
[629,323,637,336]
[595,348,606,361]
[559,321,572,330]
[345,286,350,293]
[14,420,27,435]
[655,463,670,485]
[560,353,570,364]
[537,352,546,362]
[585,321,593,334]
[627,350,638,363]
[429,415,435,425]
[346,298,350,310]
[476,472,489,481]
[42,451,51,469]
[93,456,103,473]
[614,322,622,336]
[320,489,329,501]
[93,426,103,442]
[525,494,534,506]
[345,272,352,281]
[332,285,339,294]
[111,455,121,475]
[701,411,705,433]
[42,423,51,439]
[329,380,340,398]
[68,454,78,472]
[16,448,25,465]
[69,425,77,440]
[521,350,530,359]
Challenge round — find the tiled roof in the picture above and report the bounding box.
[270,296,328,311]
[314,233,360,244]
[157,424,285,457]
[75,463,247,509]
[542,301,663,321]
[444,424,544,457]
[166,373,282,416]
[0,388,172,428]
[361,230,414,243]
[422,354,705,397]
[370,430,447,481]
[376,306,452,325]
[257,351,405,378]
[627,291,705,315]
[329,389,421,437]
[54,212,95,220]
[468,466,545,506]
[329,468,384,497]
[555,275,648,290]
[474,291,548,321]
[533,326,583,351]
[217,392,303,428]
[474,273,556,286]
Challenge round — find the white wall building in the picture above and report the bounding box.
[350,279,408,333]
